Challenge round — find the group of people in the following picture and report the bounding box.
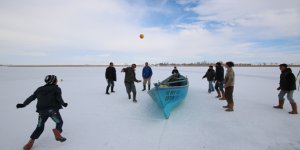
[105,62,153,103]
[202,62,235,112]
[202,62,298,114]
[15,62,298,150]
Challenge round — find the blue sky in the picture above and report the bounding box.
[0,0,299,65]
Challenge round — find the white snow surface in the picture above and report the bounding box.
[1,66,300,150]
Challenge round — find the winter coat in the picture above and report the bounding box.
[225,67,235,88]
[142,66,153,78]
[215,66,224,82]
[279,68,296,91]
[122,67,139,83]
[23,84,65,112]
[203,68,215,81]
[172,69,179,75]
[105,66,116,81]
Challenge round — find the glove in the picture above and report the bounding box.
[16,103,26,109]
[277,87,281,90]
[62,103,68,107]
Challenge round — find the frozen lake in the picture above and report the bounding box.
[0,66,300,150]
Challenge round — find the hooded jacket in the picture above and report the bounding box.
[203,68,215,81]
[225,67,235,88]
[279,68,296,91]
[23,84,65,112]
[105,66,117,81]
[142,66,153,78]
[122,67,139,83]
[215,66,224,82]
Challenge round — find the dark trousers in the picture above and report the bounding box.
[215,81,224,92]
[125,82,136,100]
[225,86,234,105]
[30,109,63,139]
[106,80,114,92]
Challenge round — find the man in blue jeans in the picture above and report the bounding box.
[16,75,68,150]
[202,65,215,93]
[274,64,297,114]
[105,62,117,94]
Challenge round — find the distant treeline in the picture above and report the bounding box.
[1,62,300,67]
[155,62,300,67]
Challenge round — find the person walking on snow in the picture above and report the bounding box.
[16,75,68,150]
[122,64,141,103]
[223,62,235,112]
[105,62,116,94]
[215,62,225,99]
[142,62,153,91]
[202,65,215,93]
[273,64,298,114]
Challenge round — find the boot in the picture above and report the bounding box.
[219,91,226,100]
[128,93,131,99]
[23,139,34,150]
[133,93,137,103]
[222,105,229,108]
[273,100,284,109]
[52,129,66,142]
[148,84,150,91]
[289,103,298,114]
[142,85,146,91]
[216,91,221,98]
[105,86,110,95]
[225,103,234,112]
[111,86,115,93]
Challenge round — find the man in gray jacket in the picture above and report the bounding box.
[122,64,141,103]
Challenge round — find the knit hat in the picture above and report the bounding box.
[226,61,235,67]
[279,64,288,68]
[45,75,57,84]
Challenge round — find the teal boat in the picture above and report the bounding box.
[148,74,189,119]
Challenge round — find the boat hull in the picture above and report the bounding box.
[148,83,188,119]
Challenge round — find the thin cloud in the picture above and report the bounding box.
[0,0,299,64]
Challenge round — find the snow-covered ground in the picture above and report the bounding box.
[1,66,300,150]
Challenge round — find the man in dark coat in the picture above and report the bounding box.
[16,75,68,150]
[172,66,179,75]
[215,62,225,99]
[274,64,297,114]
[202,65,215,93]
[122,64,141,103]
[105,62,117,94]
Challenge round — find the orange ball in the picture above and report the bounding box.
[139,34,144,39]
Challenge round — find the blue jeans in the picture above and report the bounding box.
[30,109,63,139]
[106,79,114,92]
[278,90,295,103]
[208,81,214,92]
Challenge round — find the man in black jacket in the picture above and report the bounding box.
[274,64,297,114]
[215,62,225,99]
[16,75,68,150]
[105,62,117,94]
[122,64,141,103]
[202,65,215,93]
[172,66,179,75]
